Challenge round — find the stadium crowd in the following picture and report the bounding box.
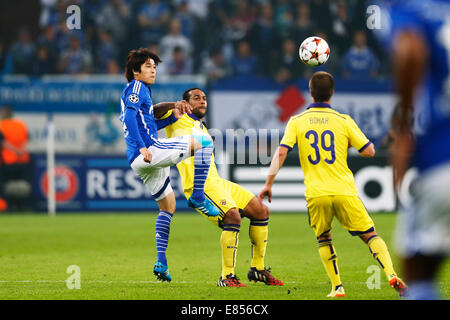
[0,0,385,84]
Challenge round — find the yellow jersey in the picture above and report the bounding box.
[162,111,222,192]
[279,103,371,198]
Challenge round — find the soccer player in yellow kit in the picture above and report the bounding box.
[162,88,283,287]
[259,71,406,297]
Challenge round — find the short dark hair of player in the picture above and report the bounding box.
[182,87,204,101]
[125,48,162,83]
[310,71,334,102]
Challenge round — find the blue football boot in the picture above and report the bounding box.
[188,196,221,217]
[153,261,172,282]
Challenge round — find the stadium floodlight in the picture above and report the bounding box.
[46,113,56,216]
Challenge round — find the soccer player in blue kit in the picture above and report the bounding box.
[120,48,220,282]
[377,0,450,299]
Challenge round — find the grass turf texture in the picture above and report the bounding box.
[0,212,448,300]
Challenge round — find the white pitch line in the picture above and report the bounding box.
[2,280,446,286]
[0,280,299,284]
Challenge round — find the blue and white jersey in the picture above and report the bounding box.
[377,0,450,172]
[120,79,159,164]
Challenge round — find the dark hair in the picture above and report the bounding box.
[125,48,161,82]
[182,87,203,101]
[310,71,334,102]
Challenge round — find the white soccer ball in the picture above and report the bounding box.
[299,36,330,67]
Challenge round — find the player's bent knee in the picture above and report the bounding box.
[156,192,176,214]
[318,230,332,241]
[359,230,378,243]
[242,197,269,220]
[251,203,269,220]
[223,208,241,225]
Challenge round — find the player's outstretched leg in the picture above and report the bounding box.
[364,233,407,297]
[153,210,173,282]
[187,134,220,217]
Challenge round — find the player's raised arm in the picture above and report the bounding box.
[154,101,193,130]
[153,100,192,119]
[259,146,290,203]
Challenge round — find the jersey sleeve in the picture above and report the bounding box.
[123,87,147,149]
[155,110,178,130]
[346,117,371,152]
[279,117,297,151]
[123,107,146,149]
[158,110,173,120]
[124,80,150,111]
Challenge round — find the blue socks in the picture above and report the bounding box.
[191,134,214,202]
[155,211,173,265]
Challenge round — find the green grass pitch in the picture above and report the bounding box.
[0,212,448,300]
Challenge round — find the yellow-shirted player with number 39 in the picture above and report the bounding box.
[259,71,406,298]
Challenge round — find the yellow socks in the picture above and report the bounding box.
[318,239,342,291]
[316,234,398,295]
[220,224,240,279]
[249,218,269,270]
[367,235,397,279]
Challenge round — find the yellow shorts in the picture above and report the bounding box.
[184,178,255,227]
[306,195,374,238]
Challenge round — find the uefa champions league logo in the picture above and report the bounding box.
[128,94,140,104]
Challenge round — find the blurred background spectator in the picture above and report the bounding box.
[274,0,294,39]
[271,38,305,84]
[247,2,281,76]
[200,48,232,83]
[96,0,131,47]
[341,29,380,80]
[166,46,193,75]
[58,34,93,74]
[0,105,31,211]
[95,29,119,74]
[32,45,56,75]
[35,25,59,74]
[0,43,12,75]
[0,106,30,168]
[10,28,36,74]
[173,0,196,42]
[331,2,352,55]
[230,40,260,77]
[138,0,171,45]
[159,19,192,62]
[288,2,317,45]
